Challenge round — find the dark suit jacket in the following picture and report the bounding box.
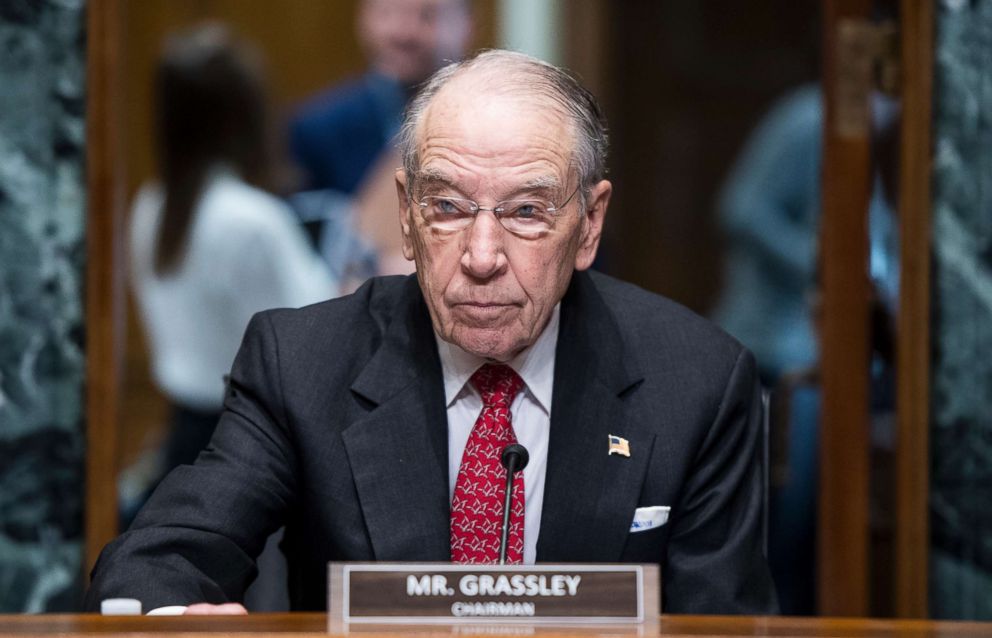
[86,271,776,614]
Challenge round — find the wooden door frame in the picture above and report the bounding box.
[894,0,933,619]
[85,0,124,574]
[819,0,935,617]
[819,0,875,616]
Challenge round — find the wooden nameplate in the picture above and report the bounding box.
[328,562,659,628]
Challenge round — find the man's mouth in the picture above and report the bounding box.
[451,301,518,322]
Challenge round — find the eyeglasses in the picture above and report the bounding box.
[414,187,581,239]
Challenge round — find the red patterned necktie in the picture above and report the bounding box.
[450,364,526,564]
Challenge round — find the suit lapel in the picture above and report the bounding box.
[537,272,652,562]
[342,277,451,561]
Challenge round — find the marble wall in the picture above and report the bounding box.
[0,0,87,612]
[929,0,992,621]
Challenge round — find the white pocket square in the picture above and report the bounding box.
[629,506,671,533]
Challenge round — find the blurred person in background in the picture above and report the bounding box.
[710,83,900,614]
[288,0,473,281]
[711,84,899,386]
[126,23,334,523]
[290,0,472,194]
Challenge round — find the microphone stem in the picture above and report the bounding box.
[499,456,519,565]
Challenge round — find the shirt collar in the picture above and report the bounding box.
[435,304,559,414]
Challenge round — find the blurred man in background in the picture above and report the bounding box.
[290,0,471,194]
[288,0,473,279]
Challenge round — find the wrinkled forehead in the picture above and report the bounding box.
[415,74,577,179]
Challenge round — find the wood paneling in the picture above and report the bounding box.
[604,1,820,313]
[562,0,612,106]
[818,0,874,617]
[894,0,934,619]
[85,0,126,572]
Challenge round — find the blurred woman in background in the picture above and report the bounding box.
[128,24,334,517]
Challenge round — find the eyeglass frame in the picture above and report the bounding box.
[409,183,584,238]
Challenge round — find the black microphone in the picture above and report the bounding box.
[498,444,530,565]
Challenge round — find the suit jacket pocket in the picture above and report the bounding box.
[620,523,669,563]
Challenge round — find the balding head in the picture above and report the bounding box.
[397,50,609,204]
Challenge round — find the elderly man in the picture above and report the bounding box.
[87,50,776,615]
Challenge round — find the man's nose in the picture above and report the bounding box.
[460,211,508,279]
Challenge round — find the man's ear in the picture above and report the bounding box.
[396,169,416,261]
[574,179,611,271]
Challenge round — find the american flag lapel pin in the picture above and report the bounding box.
[608,434,630,457]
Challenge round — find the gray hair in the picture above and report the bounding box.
[397,49,609,204]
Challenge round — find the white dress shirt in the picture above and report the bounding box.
[435,305,559,565]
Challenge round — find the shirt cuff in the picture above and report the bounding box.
[147,605,188,615]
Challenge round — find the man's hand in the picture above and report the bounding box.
[183,603,248,615]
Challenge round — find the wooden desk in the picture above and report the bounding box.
[0,613,990,637]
